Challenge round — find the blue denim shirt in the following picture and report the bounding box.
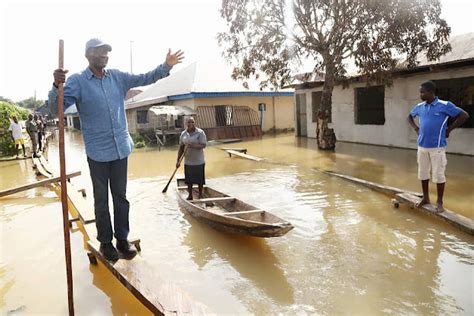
[49,64,171,162]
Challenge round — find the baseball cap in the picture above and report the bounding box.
[85,38,112,54]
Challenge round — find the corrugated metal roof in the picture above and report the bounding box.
[126,60,294,108]
[290,32,474,86]
[149,105,196,116]
[64,104,78,116]
[417,32,474,65]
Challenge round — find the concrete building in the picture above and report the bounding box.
[125,61,294,139]
[65,104,80,130]
[291,33,474,155]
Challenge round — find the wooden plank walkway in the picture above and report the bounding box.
[87,240,208,315]
[318,168,474,235]
[319,169,422,197]
[34,156,96,224]
[32,157,54,178]
[224,149,264,162]
[0,171,81,197]
[36,153,208,314]
[395,193,474,235]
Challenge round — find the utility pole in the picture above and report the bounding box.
[129,40,134,74]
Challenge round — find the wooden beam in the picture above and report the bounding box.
[225,149,264,161]
[224,210,265,216]
[219,147,247,153]
[177,185,208,190]
[87,240,208,315]
[395,193,474,235]
[318,169,421,197]
[0,171,81,197]
[32,157,53,178]
[190,197,236,203]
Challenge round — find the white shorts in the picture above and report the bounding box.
[417,147,447,183]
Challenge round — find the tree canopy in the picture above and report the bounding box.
[218,0,451,149]
[16,97,45,110]
[218,0,451,89]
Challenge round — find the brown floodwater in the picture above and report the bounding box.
[1,130,473,315]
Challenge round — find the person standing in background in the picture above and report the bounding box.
[25,114,39,158]
[407,80,469,213]
[8,116,26,158]
[176,117,207,200]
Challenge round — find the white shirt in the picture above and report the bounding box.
[179,128,207,165]
[8,121,24,140]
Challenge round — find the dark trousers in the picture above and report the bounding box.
[38,132,43,151]
[87,157,130,244]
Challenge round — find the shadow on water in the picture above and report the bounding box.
[181,214,294,305]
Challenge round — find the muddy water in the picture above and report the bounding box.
[1,131,473,315]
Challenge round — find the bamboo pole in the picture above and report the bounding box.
[0,171,81,197]
[58,39,75,316]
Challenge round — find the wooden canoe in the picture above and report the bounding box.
[176,179,293,237]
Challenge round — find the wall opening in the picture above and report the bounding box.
[355,86,385,125]
[434,76,474,128]
[137,110,148,124]
[296,93,307,136]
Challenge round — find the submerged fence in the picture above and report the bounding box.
[195,105,262,140]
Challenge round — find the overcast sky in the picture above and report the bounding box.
[0,0,473,102]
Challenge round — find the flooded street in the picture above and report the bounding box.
[1,130,473,315]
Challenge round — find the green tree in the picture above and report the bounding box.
[0,101,30,156]
[218,0,451,149]
[17,97,44,110]
[0,96,14,104]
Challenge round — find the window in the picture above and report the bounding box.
[215,105,233,126]
[355,86,385,125]
[434,77,474,128]
[137,110,148,124]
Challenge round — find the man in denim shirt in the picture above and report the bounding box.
[49,38,184,260]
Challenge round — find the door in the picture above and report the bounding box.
[296,94,307,136]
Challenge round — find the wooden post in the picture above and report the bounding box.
[0,171,81,197]
[58,39,75,316]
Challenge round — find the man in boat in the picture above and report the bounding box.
[49,38,184,261]
[407,80,469,213]
[176,117,207,200]
[8,116,26,158]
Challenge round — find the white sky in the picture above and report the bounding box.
[0,0,473,101]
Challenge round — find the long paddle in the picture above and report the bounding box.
[58,39,75,315]
[162,145,188,193]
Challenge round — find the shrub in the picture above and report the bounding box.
[130,133,146,148]
[0,101,30,156]
[135,141,146,148]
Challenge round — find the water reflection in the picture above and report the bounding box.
[182,214,294,305]
[89,263,151,316]
[2,131,473,314]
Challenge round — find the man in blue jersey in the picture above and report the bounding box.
[49,38,184,260]
[407,81,469,213]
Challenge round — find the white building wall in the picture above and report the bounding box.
[298,66,474,155]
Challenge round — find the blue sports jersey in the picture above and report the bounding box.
[410,98,462,148]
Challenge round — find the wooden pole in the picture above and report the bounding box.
[0,171,81,197]
[162,145,188,193]
[58,39,75,316]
